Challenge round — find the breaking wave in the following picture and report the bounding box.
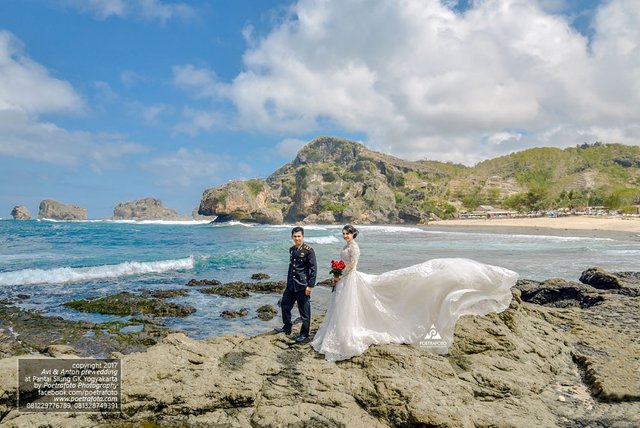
[0,257,195,286]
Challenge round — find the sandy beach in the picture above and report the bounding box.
[431,215,640,234]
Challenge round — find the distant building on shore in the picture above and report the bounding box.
[460,205,519,219]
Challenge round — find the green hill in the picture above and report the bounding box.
[197,138,640,224]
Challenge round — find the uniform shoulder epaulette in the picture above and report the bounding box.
[303,244,313,251]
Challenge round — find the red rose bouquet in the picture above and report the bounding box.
[329,260,346,292]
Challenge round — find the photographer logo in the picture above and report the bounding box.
[419,324,448,348]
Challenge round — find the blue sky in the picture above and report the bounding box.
[0,0,637,218]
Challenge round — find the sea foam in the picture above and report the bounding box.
[39,219,211,225]
[107,219,211,225]
[305,236,340,244]
[0,257,195,286]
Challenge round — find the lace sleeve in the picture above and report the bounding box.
[343,243,360,275]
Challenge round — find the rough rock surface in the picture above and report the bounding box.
[398,206,428,224]
[515,278,606,308]
[221,308,249,318]
[199,281,286,298]
[1,267,639,427]
[257,304,277,321]
[186,278,221,286]
[197,179,284,224]
[191,206,216,221]
[579,267,622,289]
[112,198,187,221]
[9,206,31,220]
[248,207,284,224]
[0,303,171,360]
[63,291,196,317]
[197,138,640,224]
[37,199,87,220]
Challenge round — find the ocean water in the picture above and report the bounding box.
[0,219,638,339]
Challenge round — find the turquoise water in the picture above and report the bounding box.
[0,219,638,339]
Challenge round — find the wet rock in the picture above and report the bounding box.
[63,292,196,317]
[579,267,622,289]
[614,271,640,284]
[200,286,250,298]
[515,278,605,308]
[186,278,221,286]
[0,303,173,360]
[257,305,277,321]
[316,278,333,287]
[251,273,271,280]
[610,271,640,297]
[3,283,638,427]
[1,270,639,427]
[199,281,286,298]
[140,289,189,299]
[221,309,249,319]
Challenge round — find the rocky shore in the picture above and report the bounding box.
[0,268,638,427]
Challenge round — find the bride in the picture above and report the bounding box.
[310,225,519,362]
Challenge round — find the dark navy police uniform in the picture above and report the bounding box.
[280,243,317,337]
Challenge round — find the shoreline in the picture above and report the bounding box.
[426,215,640,240]
[1,270,638,426]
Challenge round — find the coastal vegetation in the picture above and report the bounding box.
[198,137,640,224]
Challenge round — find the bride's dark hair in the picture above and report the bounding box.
[342,224,358,238]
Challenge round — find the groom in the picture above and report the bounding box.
[274,226,317,343]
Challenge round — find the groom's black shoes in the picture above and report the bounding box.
[273,326,292,335]
[294,334,309,343]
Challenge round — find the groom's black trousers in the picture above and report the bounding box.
[281,285,310,336]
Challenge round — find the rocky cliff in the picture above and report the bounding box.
[9,206,30,220]
[198,137,461,224]
[112,198,187,221]
[37,199,87,221]
[197,137,640,225]
[1,267,638,427]
[199,180,283,224]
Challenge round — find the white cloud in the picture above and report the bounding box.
[0,31,146,171]
[173,107,225,136]
[120,70,145,86]
[93,81,118,103]
[174,0,640,164]
[143,104,174,125]
[62,0,194,23]
[0,31,83,114]
[142,148,230,186]
[276,138,307,158]
[0,109,147,173]
[172,65,226,99]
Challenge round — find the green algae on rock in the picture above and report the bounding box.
[64,291,196,317]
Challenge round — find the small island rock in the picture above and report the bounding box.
[10,206,31,220]
[112,198,188,221]
[38,199,87,220]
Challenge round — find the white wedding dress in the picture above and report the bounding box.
[311,240,518,362]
